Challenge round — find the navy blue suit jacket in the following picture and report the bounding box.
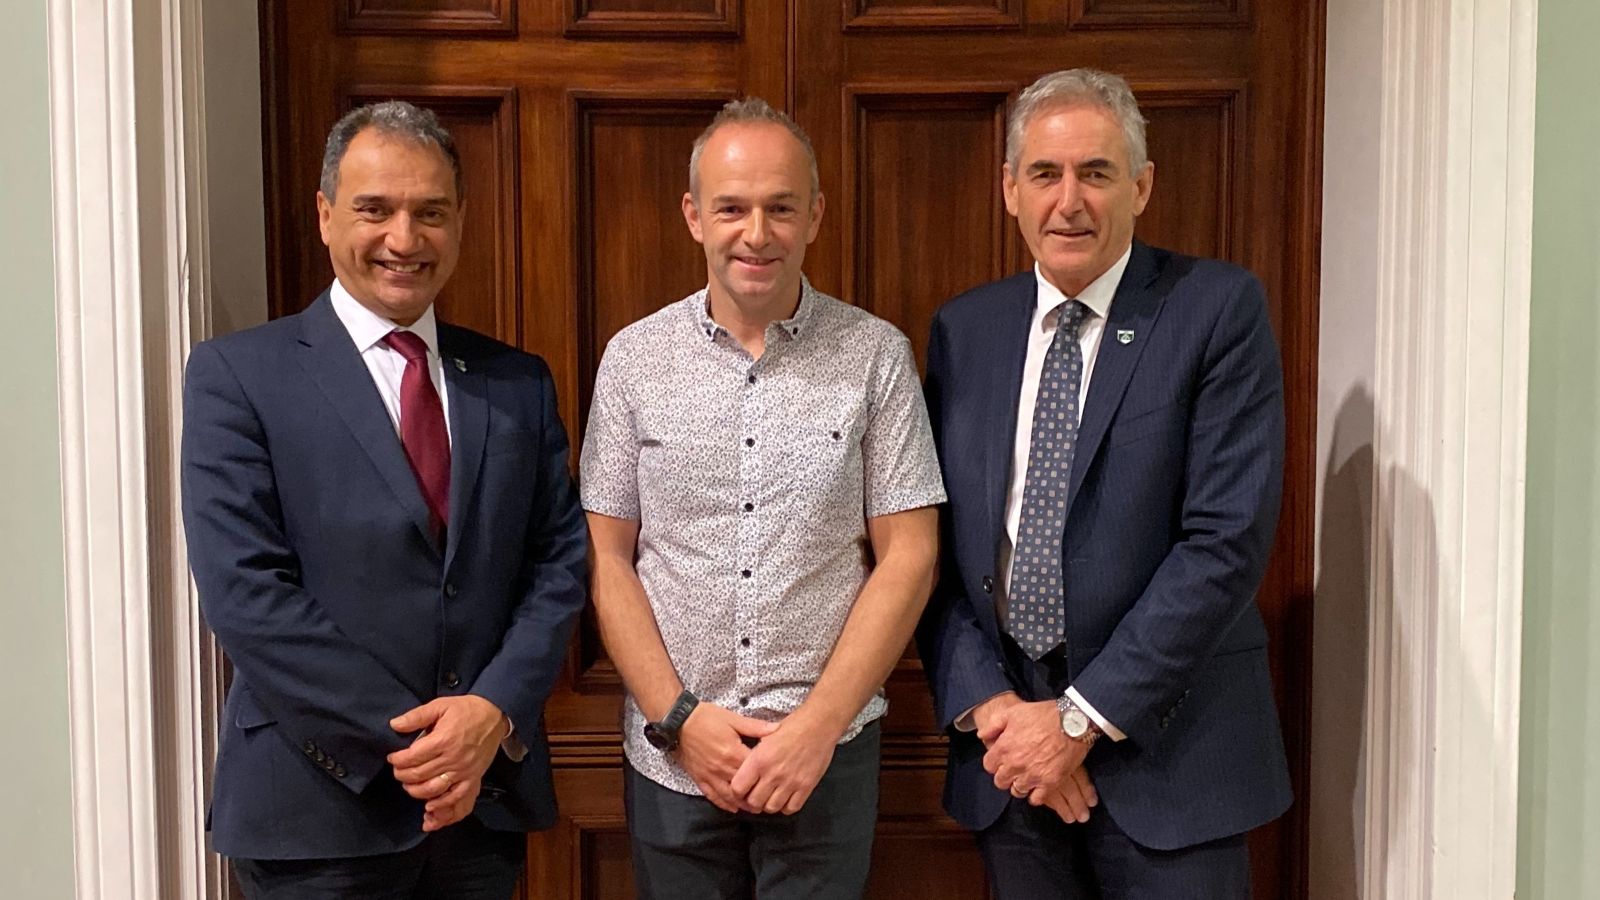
[917,242,1292,851]
[181,293,587,860]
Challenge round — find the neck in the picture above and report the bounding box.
[706,280,803,359]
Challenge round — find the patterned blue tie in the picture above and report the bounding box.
[1009,300,1090,659]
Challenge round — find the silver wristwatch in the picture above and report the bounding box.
[1056,695,1100,746]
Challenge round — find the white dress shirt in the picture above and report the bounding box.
[957,247,1133,741]
[329,279,452,447]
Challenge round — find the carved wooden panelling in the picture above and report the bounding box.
[866,823,991,898]
[576,820,635,900]
[1132,86,1241,263]
[567,0,741,37]
[844,88,1016,370]
[343,87,521,343]
[572,94,726,426]
[338,0,515,36]
[844,0,1019,31]
[1069,0,1248,29]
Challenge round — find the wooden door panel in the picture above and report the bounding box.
[260,0,1321,894]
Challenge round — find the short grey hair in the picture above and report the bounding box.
[320,100,463,203]
[1006,69,1149,174]
[688,97,821,199]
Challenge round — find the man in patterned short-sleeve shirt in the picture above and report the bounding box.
[580,98,946,899]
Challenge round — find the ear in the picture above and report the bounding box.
[1131,161,1155,217]
[1002,163,1020,217]
[316,191,334,246]
[804,191,825,244]
[681,192,704,244]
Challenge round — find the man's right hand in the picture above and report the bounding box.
[674,703,778,813]
[1027,765,1099,824]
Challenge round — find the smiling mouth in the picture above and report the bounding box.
[374,260,428,275]
[734,257,778,269]
[1048,228,1095,240]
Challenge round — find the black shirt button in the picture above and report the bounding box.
[740,637,751,647]
[739,696,750,706]
[741,569,752,579]
[743,502,754,512]
[745,437,755,447]
[982,576,994,594]
[443,671,461,688]
[831,431,841,440]
[747,374,756,384]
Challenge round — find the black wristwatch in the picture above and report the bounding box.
[643,690,700,751]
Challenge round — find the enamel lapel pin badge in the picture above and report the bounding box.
[1116,329,1135,345]
[452,358,467,372]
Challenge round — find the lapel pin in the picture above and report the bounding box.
[452,358,467,372]
[1116,329,1135,345]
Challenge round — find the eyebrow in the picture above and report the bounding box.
[1024,158,1119,175]
[709,191,802,204]
[348,194,454,207]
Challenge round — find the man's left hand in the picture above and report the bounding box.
[728,715,838,815]
[978,699,1089,796]
[388,694,507,830]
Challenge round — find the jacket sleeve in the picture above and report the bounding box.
[469,357,588,735]
[915,310,1014,731]
[181,340,423,792]
[1069,275,1285,748]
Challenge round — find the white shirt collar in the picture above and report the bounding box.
[1030,244,1133,330]
[328,278,441,358]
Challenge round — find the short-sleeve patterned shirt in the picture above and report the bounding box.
[580,278,947,795]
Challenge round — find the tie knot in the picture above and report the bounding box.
[383,330,430,362]
[1056,299,1090,333]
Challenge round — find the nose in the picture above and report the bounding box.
[385,213,425,255]
[1052,178,1085,220]
[743,208,771,248]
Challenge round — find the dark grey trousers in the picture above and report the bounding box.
[231,816,525,900]
[623,720,881,900]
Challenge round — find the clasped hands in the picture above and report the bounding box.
[974,692,1098,824]
[675,702,839,816]
[387,694,508,833]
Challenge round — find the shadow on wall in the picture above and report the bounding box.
[1311,384,1447,899]
[1310,385,1374,900]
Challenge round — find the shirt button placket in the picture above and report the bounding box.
[735,362,761,698]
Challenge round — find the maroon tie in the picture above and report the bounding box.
[383,330,450,541]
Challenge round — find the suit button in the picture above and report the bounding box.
[443,671,461,689]
[303,740,316,754]
[445,583,459,599]
[312,749,326,764]
[982,576,994,594]
[334,765,347,778]
[322,758,336,771]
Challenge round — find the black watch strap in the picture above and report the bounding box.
[644,690,699,751]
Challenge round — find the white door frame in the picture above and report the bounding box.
[47,0,1537,897]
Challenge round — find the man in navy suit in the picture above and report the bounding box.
[182,101,586,899]
[917,69,1291,898]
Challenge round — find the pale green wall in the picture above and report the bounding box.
[1518,0,1600,896]
[0,0,76,897]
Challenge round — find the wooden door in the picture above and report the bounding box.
[259,2,1321,897]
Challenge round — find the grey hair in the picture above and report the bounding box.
[319,100,463,203]
[688,97,821,199]
[1006,69,1149,174]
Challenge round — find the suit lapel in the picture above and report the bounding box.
[439,328,486,573]
[1066,242,1166,512]
[985,274,1037,543]
[297,294,439,555]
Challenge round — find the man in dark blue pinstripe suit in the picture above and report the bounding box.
[917,69,1292,898]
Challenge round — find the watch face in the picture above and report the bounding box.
[1061,707,1090,738]
[643,724,674,751]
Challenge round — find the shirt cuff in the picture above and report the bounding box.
[953,691,1015,732]
[1065,687,1126,742]
[500,715,528,762]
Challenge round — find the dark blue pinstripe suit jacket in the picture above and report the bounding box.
[916,241,1293,851]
